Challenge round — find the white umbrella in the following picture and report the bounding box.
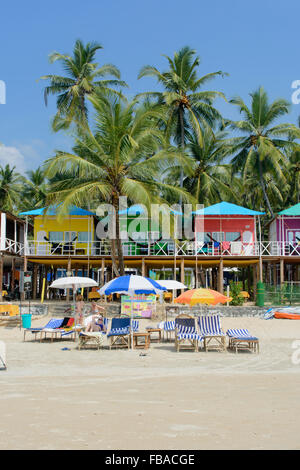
[50,276,98,326]
[156,279,187,318]
[157,280,187,290]
[50,276,98,289]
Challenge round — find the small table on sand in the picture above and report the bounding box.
[132,332,150,349]
[145,327,162,343]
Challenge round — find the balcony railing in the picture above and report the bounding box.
[23,239,300,257]
[0,238,25,255]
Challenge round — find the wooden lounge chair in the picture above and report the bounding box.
[163,320,175,341]
[226,329,259,353]
[197,314,226,352]
[42,317,76,342]
[78,318,109,350]
[107,317,131,349]
[175,314,202,352]
[23,318,64,342]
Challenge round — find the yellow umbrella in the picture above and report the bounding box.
[239,291,250,298]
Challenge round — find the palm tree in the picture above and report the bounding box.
[40,39,126,130]
[44,91,191,276]
[138,46,227,195]
[0,164,24,212]
[21,167,48,209]
[227,86,300,218]
[183,125,236,205]
[285,146,300,205]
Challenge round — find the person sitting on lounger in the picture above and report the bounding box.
[85,314,107,333]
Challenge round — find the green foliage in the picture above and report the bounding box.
[229,281,244,306]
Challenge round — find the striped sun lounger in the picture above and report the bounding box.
[197,315,226,352]
[163,320,175,341]
[78,317,110,350]
[107,318,131,349]
[175,318,202,352]
[227,328,259,353]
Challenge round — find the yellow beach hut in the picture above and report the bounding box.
[19,205,97,256]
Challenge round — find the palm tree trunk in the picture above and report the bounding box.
[112,195,125,276]
[179,106,185,205]
[258,158,274,218]
[110,239,120,277]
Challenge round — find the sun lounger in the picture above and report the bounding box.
[107,317,131,349]
[226,328,259,353]
[163,320,175,341]
[41,317,77,342]
[175,315,202,352]
[197,314,226,352]
[78,317,109,350]
[23,318,64,342]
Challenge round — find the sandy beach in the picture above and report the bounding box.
[1,315,300,450]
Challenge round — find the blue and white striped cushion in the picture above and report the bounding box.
[226,328,258,340]
[61,329,75,337]
[107,327,130,337]
[132,320,139,332]
[198,315,225,336]
[164,321,175,332]
[177,325,202,341]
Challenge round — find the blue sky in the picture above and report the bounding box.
[0,0,300,173]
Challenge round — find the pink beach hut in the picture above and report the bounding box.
[193,201,265,256]
[269,203,300,255]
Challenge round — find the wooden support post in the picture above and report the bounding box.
[45,267,48,301]
[253,263,257,300]
[280,258,285,286]
[21,255,28,301]
[66,258,71,301]
[11,257,15,291]
[247,266,251,294]
[209,268,213,289]
[272,263,277,286]
[242,268,246,291]
[180,258,185,293]
[101,258,105,286]
[141,257,146,277]
[218,258,224,294]
[33,264,38,300]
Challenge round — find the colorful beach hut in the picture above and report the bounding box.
[269,203,300,255]
[193,201,265,255]
[19,205,97,256]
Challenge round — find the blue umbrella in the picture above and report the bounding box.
[99,275,167,348]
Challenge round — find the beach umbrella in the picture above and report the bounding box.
[156,280,187,290]
[155,280,187,317]
[174,288,232,308]
[50,276,98,325]
[99,275,167,348]
[239,291,250,299]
